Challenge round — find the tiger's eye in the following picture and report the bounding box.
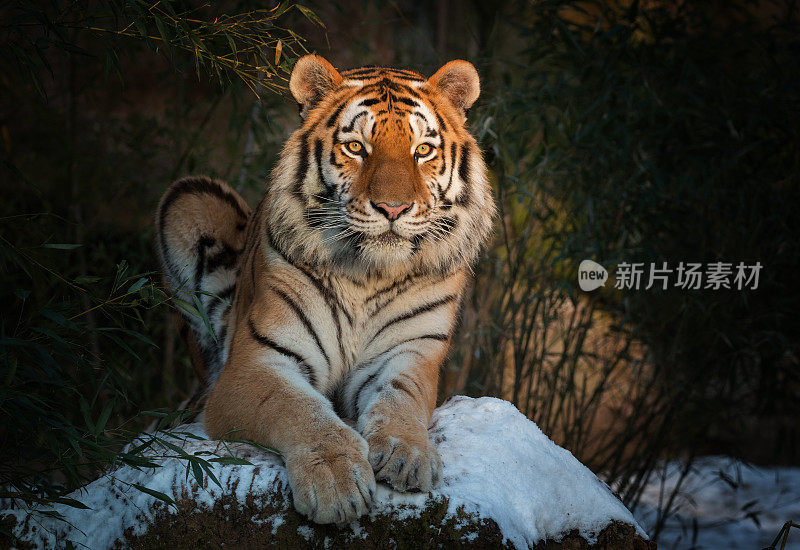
[415,143,432,157]
[346,141,363,154]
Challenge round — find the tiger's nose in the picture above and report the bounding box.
[372,201,412,220]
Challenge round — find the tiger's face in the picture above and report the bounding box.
[266,56,495,279]
[324,82,448,262]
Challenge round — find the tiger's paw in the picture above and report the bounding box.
[285,425,376,524]
[365,427,442,493]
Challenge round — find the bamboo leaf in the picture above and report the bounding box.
[132,484,175,505]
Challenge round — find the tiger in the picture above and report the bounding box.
[156,55,495,524]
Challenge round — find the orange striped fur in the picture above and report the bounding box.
[155,56,495,524]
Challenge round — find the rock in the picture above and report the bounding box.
[1,397,653,549]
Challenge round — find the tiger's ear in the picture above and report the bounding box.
[289,55,343,119]
[428,60,480,116]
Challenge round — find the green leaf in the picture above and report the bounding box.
[80,398,95,436]
[223,438,281,456]
[172,297,200,318]
[156,438,185,455]
[94,401,114,436]
[202,462,221,487]
[127,277,148,294]
[153,16,173,59]
[132,484,175,505]
[190,459,204,486]
[191,294,218,344]
[295,5,325,28]
[40,309,78,330]
[209,456,253,466]
[52,497,91,510]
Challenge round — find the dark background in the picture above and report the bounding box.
[1,0,798,540]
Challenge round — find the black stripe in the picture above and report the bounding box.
[369,295,458,345]
[352,347,428,413]
[366,274,414,304]
[249,227,262,289]
[456,144,471,206]
[242,198,265,252]
[399,373,425,400]
[267,227,351,367]
[384,68,424,78]
[344,66,382,76]
[291,264,349,360]
[206,284,235,318]
[158,177,247,275]
[391,70,423,78]
[314,139,333,198]
[270,286,331,366]
[206,243,241,272]
[438,215,458,234]
[438,140,448,176]
[344,66,423,78]
[265,226,353,328]
[293,132,310,203]
[434,111,447,132]
[455,185,471,207]
[397,97,419,107]
[342,111,367,133]
[326,101,347,128]
[458,144,470,186]
[329,150,343,168]
[194,236,215,292]
[391,378,416,399]
[265,226,298,270]
[386,80,423,98]
[442,143,457,196]
[359,97,382,107]
[297,263,353,327]
[379,334,450,358]
[410,233,425,252]
[159,177,247,232]
[240,199,266,287]
[389,74,425,82]
[247,318,316,387]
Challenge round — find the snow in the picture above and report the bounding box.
[632,456,800,550]
[1,396,644,549]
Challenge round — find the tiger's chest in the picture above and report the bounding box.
[246,264,462,397]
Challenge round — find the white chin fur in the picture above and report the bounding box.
[357,236,414,267]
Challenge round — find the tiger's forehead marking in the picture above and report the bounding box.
[340,66,426,84]
[330,67,440,142]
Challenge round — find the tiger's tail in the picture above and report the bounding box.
[156,176,251,391]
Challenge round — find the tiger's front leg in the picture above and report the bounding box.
[205,315,376,524]
[350,341,447,492]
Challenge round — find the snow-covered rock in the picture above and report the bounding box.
[1,396,649,549]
